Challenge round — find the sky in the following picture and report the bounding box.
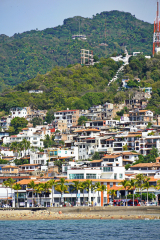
[0,0,158,37]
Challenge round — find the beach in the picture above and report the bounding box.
[0,207,160,220]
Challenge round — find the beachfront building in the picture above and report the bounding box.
[16,178,122,207]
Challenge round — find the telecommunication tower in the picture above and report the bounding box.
[153,0,160,56]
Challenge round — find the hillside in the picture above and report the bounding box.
[0,10,153,87]
[118,54,160,114]
[0,58,123,112]
[1,53,160,115]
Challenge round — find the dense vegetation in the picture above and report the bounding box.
[0,10,153,87]
[0,58,123,112]
[120,54,160,114]
[1,52,160,114]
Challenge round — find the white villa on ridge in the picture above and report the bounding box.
[10,107,28,119]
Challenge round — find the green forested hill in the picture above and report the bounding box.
[0,58,123,112]
[0,10,153,87]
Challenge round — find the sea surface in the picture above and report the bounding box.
[0,219,159,240]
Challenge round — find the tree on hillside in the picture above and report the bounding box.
[31,117,43,127]
[133,147,159,165]
[93,55,99,62]
[10,117,28,134]
[114,92,126,103]
[78,116,88,126]
[45,109,55,124]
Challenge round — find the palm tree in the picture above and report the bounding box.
[108,189,116,203]
[13,183,21,207]
[155,179,160,190]
[35,184,44,206]
[71,181,82,206]
[55,178,68,204]
[27,180,37,207]
[43,182,51,198]
[7,178,15,206]
[119,180,130,206]
[96,184,107,206]
[18,141,24,157]
[135,174,145,202]
[26,140,30,155]
[22,139,30,156]
[2,180,10,205]
[10,142,19,157]
[85,180,93,205]
[95,182,101,206]
[142,177,151,205]
[80,182,87,206]
[128,179,136,206]
[48,179,57,207]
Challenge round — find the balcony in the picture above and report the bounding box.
[114,144,122,147]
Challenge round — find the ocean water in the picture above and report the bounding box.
[0,220,159,240]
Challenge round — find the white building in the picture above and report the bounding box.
[29,90,43,94]
[3,126,51,151]
[10,107,27,119]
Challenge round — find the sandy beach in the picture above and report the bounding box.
[0,209,160,221]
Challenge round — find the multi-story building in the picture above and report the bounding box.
[26,107,47,121]
[139,135,160,155]
[52,119,68,132]
[10,107,28,119]
[1,165,19,175]
[101,102,114,120]
[3,127,51,150]
[54,109,80,128]
[30,147,78,165]
[0,116,12,130]
[126,162,160,177]
[129,109,153,123]
[122,152,139,166]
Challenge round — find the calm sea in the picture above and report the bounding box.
[0,220,159,240]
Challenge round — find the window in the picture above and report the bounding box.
[86,174,96,179]
[109,159,114,162]
[69,174,84,179]
[119,174,123,179]
[103,167,112,172]
[114,173,117,179]
[104,197,107,203]
[110,182,113,187]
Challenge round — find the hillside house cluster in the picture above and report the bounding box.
[1,97,160,208]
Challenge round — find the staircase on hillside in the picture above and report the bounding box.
[108,48,132,86]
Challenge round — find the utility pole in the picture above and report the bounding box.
[105,19,106,41]
[153,0,160,56]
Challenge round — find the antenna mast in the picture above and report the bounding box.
[153,0,160,56]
